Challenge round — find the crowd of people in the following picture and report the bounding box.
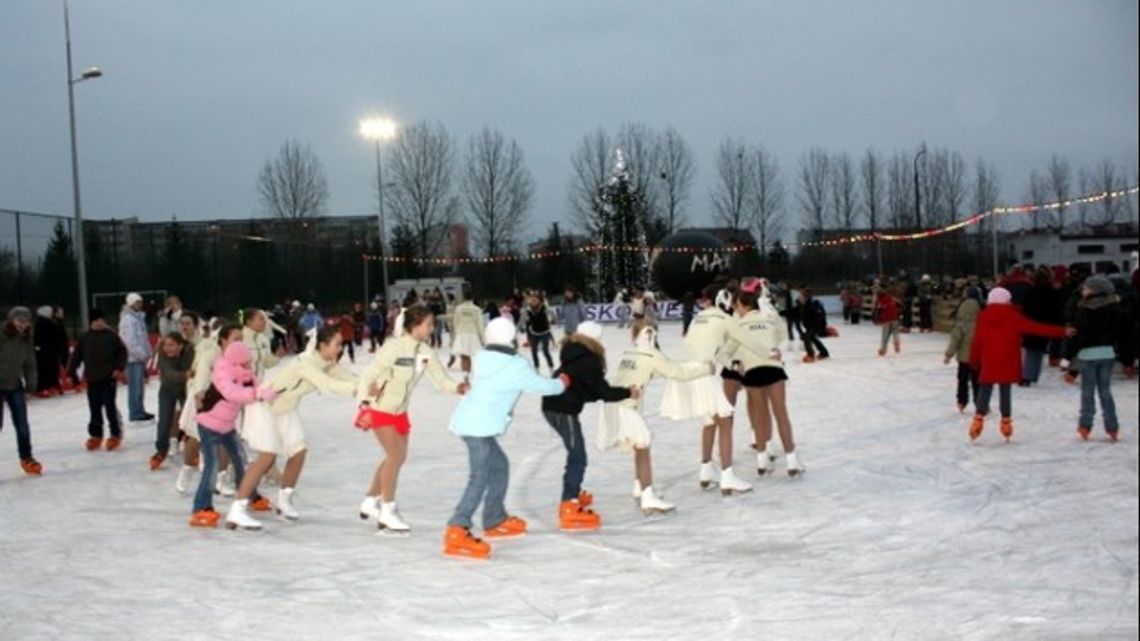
[0,260,1136,560]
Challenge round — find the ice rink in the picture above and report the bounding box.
[1,322,1136,641]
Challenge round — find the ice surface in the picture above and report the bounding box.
[1,323,1136,641]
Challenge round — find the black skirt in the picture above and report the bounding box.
[720,367,743,382]
[742,366,789,388]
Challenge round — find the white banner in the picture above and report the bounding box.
[556,301,685,324]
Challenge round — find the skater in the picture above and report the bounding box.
[367,303,385,353]
[1066,275,1127,441]
[428,289,447,349]
[32,305,68,397]
[351,303,367,347]
[967,287,1069,442]
[660,285,773,494]
[561,287,587,337]
[234,326,358,527]
[443,318,570,559]
[449,289,485,374]
[873,287,903,356]
[0,307,41,475]
[597,320,709,513]
[518,291,555,372]
[1020,266,1063,387]
[69,309,128,453]
[119,292,154,422]
[777,283,804,352]
[917,275,935,332]
[731,291,804,478]
[190,341,277,528]
[242,308,280,379]
[799,288,830,363]
[944,287,983,413]
[355,305,469,533]
[151,332,194,470]
[158,295,184,338]
[542,321,636,531]
[337,312,356,364]
[176,322,243,496]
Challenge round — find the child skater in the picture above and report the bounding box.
[873,286,903,357]
[944,286,983,414]
[1066,275,1127,442]
[443,318,570,559]
[597,319,711,513]
[541,322,637,531]
[176,322,242,495]
[449,288,485,374]
[190,341,277,528]
[68,308,128,453]
[356,305,469,534]
[151,332,194,470]
[234,325,357,526]
[968,287,1069,442]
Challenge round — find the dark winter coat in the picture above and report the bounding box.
[158,344,195,393]
[801,298,828,334]
[1064,294,1127,361]
[519,304,552,336]
[33,315,69,391]
[1020,283,1063,350]
[969,304,1066,385]
[541,337,630,416]
[0,324,37,391]
[69,327,128,384]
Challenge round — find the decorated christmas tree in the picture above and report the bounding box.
[590,148,651,300]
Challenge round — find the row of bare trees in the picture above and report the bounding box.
[1025,156,1136,231]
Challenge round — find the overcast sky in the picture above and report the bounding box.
[2,0,1137,244]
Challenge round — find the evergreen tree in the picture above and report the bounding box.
[591,150,651,300]
[40,220,77,307]
[161,219,205,307]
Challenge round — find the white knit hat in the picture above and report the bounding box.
[36,305,53,319]
[485,317,516,346]
[125,292,143,306]
[577,321,604,341]
[987,287,1012,305]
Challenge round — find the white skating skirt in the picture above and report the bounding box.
[178,401,199,440]
[595,404,651,451]
[660,372,734,421]
[452,334,480,358]
[241,404,306,458]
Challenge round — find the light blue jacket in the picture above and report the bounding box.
[449,346,565,438]
[118,308,151,363]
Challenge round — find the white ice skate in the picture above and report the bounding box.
[639,486,676,515]
[215,469,236,497]
[225,499,263,531]
[276,488,300,521]
[786,452,806,478]
[376,501,411,534]
[719,468,753,496]
[359,496,381,521]
[175,464,197,494]
[756,452,773,476]
[699,461,719,490]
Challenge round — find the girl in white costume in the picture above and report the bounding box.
[660,284,773,494]
[449,290,485,374]
[597,319,711,512]
[229,326,358,528]
[355,305,468,533]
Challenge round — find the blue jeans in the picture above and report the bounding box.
[126,362,149,420]
[1022,347,1046,383]
[975,384,1012,418]
[1079,360,1119,432]
[544,411,587,501]
[86,379,121,438]
[0,388,33,460]
[530,332,554,370]
[448,436,509,530]
[193,425,247,513]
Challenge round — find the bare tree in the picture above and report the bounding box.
[1076,166,1093,229]
[616,123,661,219]
[886,151,914,229]
[1094,159,1124,225]
[861,149,883,233]
[385,121,459,262]
[942,151,968,224]
[1045,154,1072,231]
[568,128,613,233]
[919,150,947,227]
[461,127,535,258]
[257,140,329,221]
[710,138,753,230]
[749,145,785,257]
[1026,170,1050,230]
[656,127,695,233]
[797,147,831,234]
[830,152,859,229]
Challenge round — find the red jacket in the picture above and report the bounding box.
[337,316,355,341]
[969,304,1065,384]
[873,293,901,324]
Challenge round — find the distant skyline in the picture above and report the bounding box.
[2,1,1137,245]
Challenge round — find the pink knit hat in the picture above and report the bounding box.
[223,341,253,365]
[987,287,1012,305]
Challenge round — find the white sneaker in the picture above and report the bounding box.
[632,479,643,500]
[786,452,806,478]
[377,501,411,533]
[699,461,719,490]
[276,488,300,521]
[719,468,753,496]
[639,486,676,514]
[359,496,381,521]
[215,469,236,497]
[175,464,197,494]
[225,499,263,530]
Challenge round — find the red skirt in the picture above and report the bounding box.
[354,408,412,435]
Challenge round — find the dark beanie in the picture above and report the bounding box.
[1084,275,1114,296]
[90,308,106,322]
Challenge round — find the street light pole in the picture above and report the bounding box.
[64,0,101,330]
[374,139,390,305]
[912,145,926,229]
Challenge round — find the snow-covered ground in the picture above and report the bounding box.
[1,322,1136,641]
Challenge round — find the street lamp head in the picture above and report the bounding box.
[360,117,397,141]
[80,66,103,80]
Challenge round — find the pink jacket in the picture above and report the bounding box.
[197,343,272,434]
